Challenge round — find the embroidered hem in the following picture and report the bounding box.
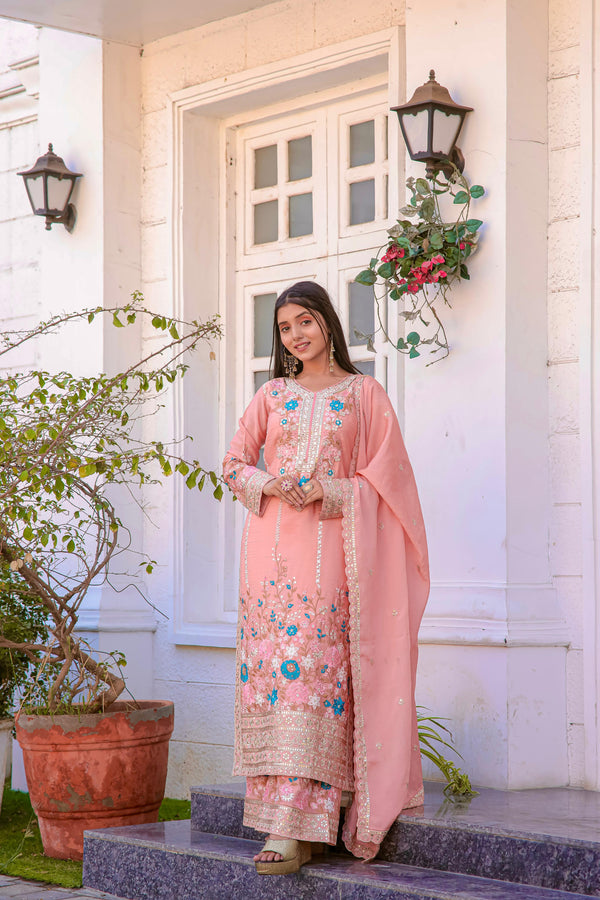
[244,798,340,844]
[234,709,353,790]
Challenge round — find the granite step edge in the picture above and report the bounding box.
[82,822,595,900]
[190,783,600,851]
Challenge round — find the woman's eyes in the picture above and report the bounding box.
[279,318,312,332]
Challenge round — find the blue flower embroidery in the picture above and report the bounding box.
[279,468,285,475]
[298,476,309,486]
[333,698,345,716]
[281,659,300,680]
[335,419,342,427]
[229,471,237,480]
[240,627,244,640]
[271,389,278,395]
[287,625,298,636]
[330,399,344,411]
[285,399,298,410]
[320,782,332,790]
[281,418,288,425]
[268,689,278,705]
[327,469,334,476]
[258,599,263,607]
[240,664,249,683]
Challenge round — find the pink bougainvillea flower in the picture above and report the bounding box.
[421,259,434,272]
[431,254,445,264]
[407,282,420,293]
[438,270,448,278]
[381,244,405,263]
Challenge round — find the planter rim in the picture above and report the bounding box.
[15,699,173,734]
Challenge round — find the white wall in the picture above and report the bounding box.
[0,0,592,799]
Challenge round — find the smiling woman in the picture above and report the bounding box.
[223,280,430,876]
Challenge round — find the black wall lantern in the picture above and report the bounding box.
[391,71,473,178]
[18,144,83,232]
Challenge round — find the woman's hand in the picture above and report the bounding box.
[298,479,323,505]
[262,476,305,510]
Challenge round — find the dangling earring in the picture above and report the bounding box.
[285,351,298,379]
[329,337,335,374]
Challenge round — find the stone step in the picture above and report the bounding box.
[83,821,594,900]
[190,781,600,896]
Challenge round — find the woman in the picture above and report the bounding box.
[222,281,429,875]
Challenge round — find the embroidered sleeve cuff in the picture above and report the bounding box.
[245,469,276,516]
[320,478,347,519]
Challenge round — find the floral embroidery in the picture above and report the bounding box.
[281,659,301,680]
[330,399,344,411]
[285,399,299,410]
[240,663,249,683]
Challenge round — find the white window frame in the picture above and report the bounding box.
[167,28,404,647]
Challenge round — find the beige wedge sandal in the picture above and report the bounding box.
[254,838,312,875]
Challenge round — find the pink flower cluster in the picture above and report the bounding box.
[381,244,405,263]
[397,254,448,294]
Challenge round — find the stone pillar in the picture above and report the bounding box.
[404,0,568,787]
[36,29,154,698]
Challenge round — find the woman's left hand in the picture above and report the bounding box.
[299,479,324,505]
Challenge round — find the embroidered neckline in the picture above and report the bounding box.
[286,375,358,399]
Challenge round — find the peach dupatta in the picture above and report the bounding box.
[340,377,430,859]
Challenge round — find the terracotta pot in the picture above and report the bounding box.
[15,700,174,860]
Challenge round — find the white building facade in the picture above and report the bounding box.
[0,0,598,799]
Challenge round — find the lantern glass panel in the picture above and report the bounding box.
[46,175,73,214]
[401,108,429,157]
[432,109,463,156]
[25,174,45,212]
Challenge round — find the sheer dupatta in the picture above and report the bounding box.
[340,377,430,859]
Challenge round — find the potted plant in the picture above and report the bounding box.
[355,168,485,364]
[0,562,49,814]
[0,295,223,858]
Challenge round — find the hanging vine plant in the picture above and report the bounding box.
[355,168,485,364]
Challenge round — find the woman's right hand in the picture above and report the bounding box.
[262,476,305,510]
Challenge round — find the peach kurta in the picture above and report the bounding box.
[223,373,429,858]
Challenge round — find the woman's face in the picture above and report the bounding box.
[277,302,328,364]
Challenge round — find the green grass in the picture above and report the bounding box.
[0,781,191,888]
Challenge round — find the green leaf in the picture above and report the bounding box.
[112,313,124,328]
[466,218,483,232]
[87,312,95,323]
[406,332,420,346]
[429,231,444,250]
[370,257,379,268]
[151,316,162,328]
[23,526,33,541]
[415,178,430,195]
[67,539,75,553]
[209,471,218,487]
[420,198,435,220]
[453,190,469,204]
[377,262,394,279]
[213,484,223,501]
[127,313,136,324]
[470,184,485,198]
[355,269,377,286]
[169,323,180,340]
[198,474,206,491]
[186,470,198,489]
[146,563,154,574]
[460,264,470,279]
[409,347,420,358]
[176,461,190,476]
[396,338,407,350]
[79,463,97,477]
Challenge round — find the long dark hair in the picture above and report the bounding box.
[270,281,360,379]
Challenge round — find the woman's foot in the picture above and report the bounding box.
[253,833,287,863]
[253,835,312,874]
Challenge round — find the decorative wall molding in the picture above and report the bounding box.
[0,55,38,128]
